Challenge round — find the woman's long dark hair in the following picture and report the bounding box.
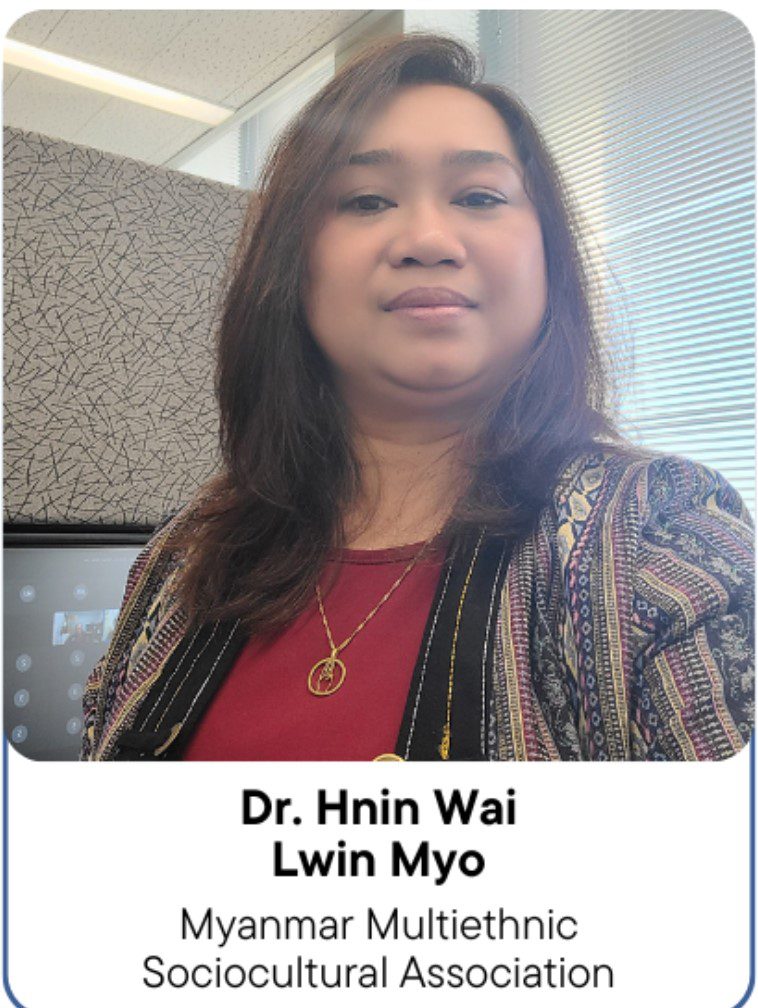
[172,33,625,633]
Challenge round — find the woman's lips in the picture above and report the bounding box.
[383,286,477,310]
[391,305,472,321]
[383,287,477,323]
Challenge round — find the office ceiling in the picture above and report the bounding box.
[3,10,371,167]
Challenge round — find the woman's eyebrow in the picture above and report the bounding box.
[346,147,520,171]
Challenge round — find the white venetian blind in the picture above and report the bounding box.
[174,55,335,189]
[478,10,755,516]
[240,55,335,189]
[176,127,242,188]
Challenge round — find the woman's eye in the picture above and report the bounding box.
[336,191,507,214]
[338,194,394,215]
[456,191,508,209]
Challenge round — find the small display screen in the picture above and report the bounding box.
[51,609,119,647]
[4,544,144,760]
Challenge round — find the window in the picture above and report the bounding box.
[479,10,755,514]
[175,54,334,189]
[239,55,334,189]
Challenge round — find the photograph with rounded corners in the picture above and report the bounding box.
[3,10,753,762]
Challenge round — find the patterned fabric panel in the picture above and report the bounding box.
[81,512,191,760]
[4,127,249,525]
[489,452,754,761]
[629,457,754,759]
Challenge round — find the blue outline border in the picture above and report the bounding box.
[1,735,755,1007]
[3,737,25,1008]
[733,736,756,1007]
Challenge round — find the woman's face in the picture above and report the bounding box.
[304,84,548,420]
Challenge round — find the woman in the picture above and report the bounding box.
[81,34,753,762]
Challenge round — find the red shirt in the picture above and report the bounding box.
[182,540,445,760]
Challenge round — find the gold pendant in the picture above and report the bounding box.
[373,753,404,761]
[308,655,347,696]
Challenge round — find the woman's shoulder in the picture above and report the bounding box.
[539,445,753,577]
[551,445,752,528]
[130,508,186,578]
[116,500,200,622]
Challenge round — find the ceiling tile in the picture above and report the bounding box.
[8,10,197,80]
[3,69,111,141]
[72,97,212,165]
[138,11,312,102]
[222,11,369,108]
[6,10,66,45]
[151,122,216,168]
[3,67,21,93]
[3,10,376,167]
[139,10,367,103]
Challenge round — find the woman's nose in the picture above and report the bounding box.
[386,204,467,268]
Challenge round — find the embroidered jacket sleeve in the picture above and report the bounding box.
[504,452,755,762]
[80,516,182,761]
[627,456,754,759]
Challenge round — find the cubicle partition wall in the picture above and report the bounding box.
[3,127,249,758]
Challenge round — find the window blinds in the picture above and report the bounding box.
[175,56,335,189]
[176,127,242,188]
[240,55,335,189]
[479,10,755,515]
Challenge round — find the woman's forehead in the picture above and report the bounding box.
[348,84,519,163]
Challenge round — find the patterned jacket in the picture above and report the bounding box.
[81,451,754,761]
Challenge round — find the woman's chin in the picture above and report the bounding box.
[337,358,505,418]
[384,369,473,394]
[382,354,498,395]
[369,365,493,417]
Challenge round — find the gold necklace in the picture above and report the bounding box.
[308,538,436,697]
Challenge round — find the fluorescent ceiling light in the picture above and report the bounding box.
[3,39,233,126]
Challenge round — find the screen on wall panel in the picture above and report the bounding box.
[4,545,142,760]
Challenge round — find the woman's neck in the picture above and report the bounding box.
[343,418,469,550]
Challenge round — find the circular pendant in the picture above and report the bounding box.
[373,753,404,762]
[308,656,347,697]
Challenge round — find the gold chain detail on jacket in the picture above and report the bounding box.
[438,530,485,759]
